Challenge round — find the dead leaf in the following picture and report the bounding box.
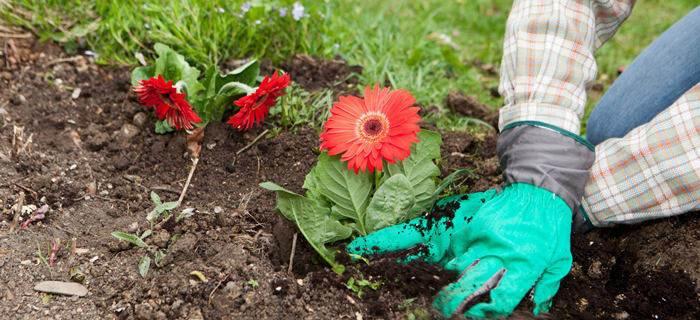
[186,126,205,159]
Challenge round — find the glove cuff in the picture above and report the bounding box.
[497,122,595,210]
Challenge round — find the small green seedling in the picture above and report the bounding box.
[111,191,195,278]
[345,276,382,298]
[246,279,259,288]
[147,191,178,224]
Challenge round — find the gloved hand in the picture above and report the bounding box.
[348,183,572,318]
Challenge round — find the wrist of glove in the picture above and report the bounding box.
[498,122,596,232]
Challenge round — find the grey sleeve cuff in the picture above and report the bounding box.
[497,124,595,211]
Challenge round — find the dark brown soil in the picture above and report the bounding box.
[1,37,698,320]
[445,92,499,128]
[281,54,362,93]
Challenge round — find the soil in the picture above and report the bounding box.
[0,37,698,320]
[280,54,362,94]
[445,92,499,128]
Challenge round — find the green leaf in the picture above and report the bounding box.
[205,81,249,121]
[433,168,473,198]
[153,250,167,267]
[111,231,147,248]
[302,165,331,208]
[140,229,152,240]
[131,65,154,86]
[161,201,178,211]
[146,209,160,223]
[314,153,373,234]
[154,120,174,134]
[150,191,162,206]
[153,43,202,98]
[365,174,415,232]
[259,182,297,221]
[385,130,442,218]
[196,62,259,122]
[260,181,352,273]
[217,60,260,89]
[138,255,151,277]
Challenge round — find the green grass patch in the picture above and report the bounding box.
[3,0,697,131]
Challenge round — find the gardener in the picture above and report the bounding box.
[348,1,700,318]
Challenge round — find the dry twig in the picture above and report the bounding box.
[288,232,298,274]
[208,274,230,305]
[236,129,269,155]
[177,157,199,207]
[0,32,31,39]
[9,191,25,233]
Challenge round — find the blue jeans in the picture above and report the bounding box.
[587,6,700,146]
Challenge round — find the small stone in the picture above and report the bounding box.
[133,112,148,127]
[225,161,236,173]
[1,71,11,80]
[296,279,304,286]
[151,230,170,249]
[127,222,139,233]
[10,94,26,105]
[214,206,223,214]
[587,260,603,279]
[576,298,589,312]
[74,56,89,73]
[134,302,154,320]
[114,156,130,171]
[33,281,88,297]
[71,87,81,99]
[119,123,140,141]
[86,131,109,151]
[613,311,630,320]
[86,181,97,195]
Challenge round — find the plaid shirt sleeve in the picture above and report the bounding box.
[498,0,636,134]
[582,84,700,226]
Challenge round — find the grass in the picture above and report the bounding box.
[2,0,697,131]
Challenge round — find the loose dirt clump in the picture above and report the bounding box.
[281,54,362,93]
[445,91,499,127]
[1,36,698,319]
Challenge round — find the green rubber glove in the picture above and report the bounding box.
[347,183,572,318]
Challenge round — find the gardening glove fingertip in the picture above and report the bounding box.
[432,257,505,318]
[532,256,572,314]
[346,221,427,257]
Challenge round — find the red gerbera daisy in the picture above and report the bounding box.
[320,85,421,173]
[227,71,291,131]
[133,75,201,130]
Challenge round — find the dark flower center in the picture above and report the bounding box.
[363,119,384,136]
[159,94,175,109]
[356,112,390,143]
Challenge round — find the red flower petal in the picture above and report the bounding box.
[227,71,291,131]
[133,75,201,130]
[320,85,421,173]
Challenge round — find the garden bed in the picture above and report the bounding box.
[0,37,698,320]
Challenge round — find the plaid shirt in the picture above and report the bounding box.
[499,0,699,226]
[582,84,700,226]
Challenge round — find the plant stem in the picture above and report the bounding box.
[177,157,199,207]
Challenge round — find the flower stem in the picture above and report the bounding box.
[374,170,382,188]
